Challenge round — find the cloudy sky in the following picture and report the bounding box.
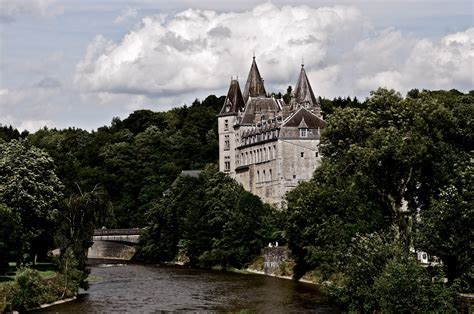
[0,0,472,131]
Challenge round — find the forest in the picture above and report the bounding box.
[0,88,472,312]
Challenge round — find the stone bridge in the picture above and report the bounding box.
[88,228,143,261]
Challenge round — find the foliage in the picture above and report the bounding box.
[55,186,111,288]
[374,256,456,313]
[0,204,20,274]
[28,95,225,227]
[0,125,28,142]
[0,140,63,264]
[7,268,44,312]
[285,162,389,279]
[327,232,456,313]
[416,163,474,291]
[325,232,399,312]
[286,88,472,310]
[139,166,281,269]
[2,259,82,312]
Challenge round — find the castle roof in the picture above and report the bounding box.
[282,107,325,129]
[240,97,282,125]
[292,64,319,107]
[242,57,267,103]
[219,79,245,116]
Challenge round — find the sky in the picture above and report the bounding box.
[0,0,473,131]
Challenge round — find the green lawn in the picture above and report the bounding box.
[0,262,58,285]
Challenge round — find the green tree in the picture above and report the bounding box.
[416,163,473,291]
[374,256,456,313]
[139,166,279,269]
[286,88,472,310]
[55,185,111,288]
[0,140,63,264]
[0,203,20,274]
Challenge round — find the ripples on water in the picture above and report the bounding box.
[37,264,339,313]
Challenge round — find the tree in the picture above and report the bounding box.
[416,163,473,291]
[285,88,472,309]
[55,185,112,288]
[139,166,280,269]
[0,140,63,264]
[0,203,20,274]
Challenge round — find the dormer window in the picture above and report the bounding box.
[300,128,308,137]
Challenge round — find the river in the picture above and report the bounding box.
[38,264,339,312]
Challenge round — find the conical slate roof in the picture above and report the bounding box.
[242,57,267,103]
[293,64,319,107]
[219,79,245,115]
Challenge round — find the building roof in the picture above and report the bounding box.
[292,64,319,107]
[164,170,202,195]
[240,97,282,124]
[282,107,325,129]
[242,57,267,103]
[219,79,245,115]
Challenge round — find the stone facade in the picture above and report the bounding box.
[218,58,325,207]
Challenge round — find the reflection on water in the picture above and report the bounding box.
[37,264,339,313]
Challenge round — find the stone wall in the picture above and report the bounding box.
[262,246,290,275]
[87,240,136,260]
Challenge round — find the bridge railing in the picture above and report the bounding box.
[93,228,143,236]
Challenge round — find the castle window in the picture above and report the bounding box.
[257,170,260,182]
[224,120,229,131]
[273,145,277,159]
[224,135,230,150]
[269,169,272,181]
[301,152,304,158]
[224,156,230,171]
[315,151,319,157]
[263,170,266,182]
[293,174,296,179]
[300,128,308,137]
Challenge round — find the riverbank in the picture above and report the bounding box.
[28,296,77,312]
[244,268,317,285]
[0,264,80,312]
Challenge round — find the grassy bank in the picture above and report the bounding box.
[0,262,80,312]
[0,262,57,284]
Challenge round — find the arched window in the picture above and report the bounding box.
[257,170,260,182]
[269,169,272,181]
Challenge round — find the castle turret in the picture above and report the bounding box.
[218,79,245,178]
[219,79,245,115]
[242,56,267,103]
[291,64,321,116]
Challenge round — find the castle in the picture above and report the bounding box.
[218,57,325,207]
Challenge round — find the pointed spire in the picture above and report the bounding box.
[219,79,245,115]
[292,64,319,108]
[243,56,267,103]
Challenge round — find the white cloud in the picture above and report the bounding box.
[74,4,370,98]
[114,6,138,24]
[74,3,473,102]
[0,0,63,23]
[350,28,474,94]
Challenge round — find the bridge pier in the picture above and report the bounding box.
[87,229,142,261]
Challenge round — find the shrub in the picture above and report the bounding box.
[9,268,44,311]
[374,256,456,313]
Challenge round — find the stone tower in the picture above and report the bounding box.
[217,78,245,178]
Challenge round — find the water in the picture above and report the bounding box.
[37,264,338,313]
